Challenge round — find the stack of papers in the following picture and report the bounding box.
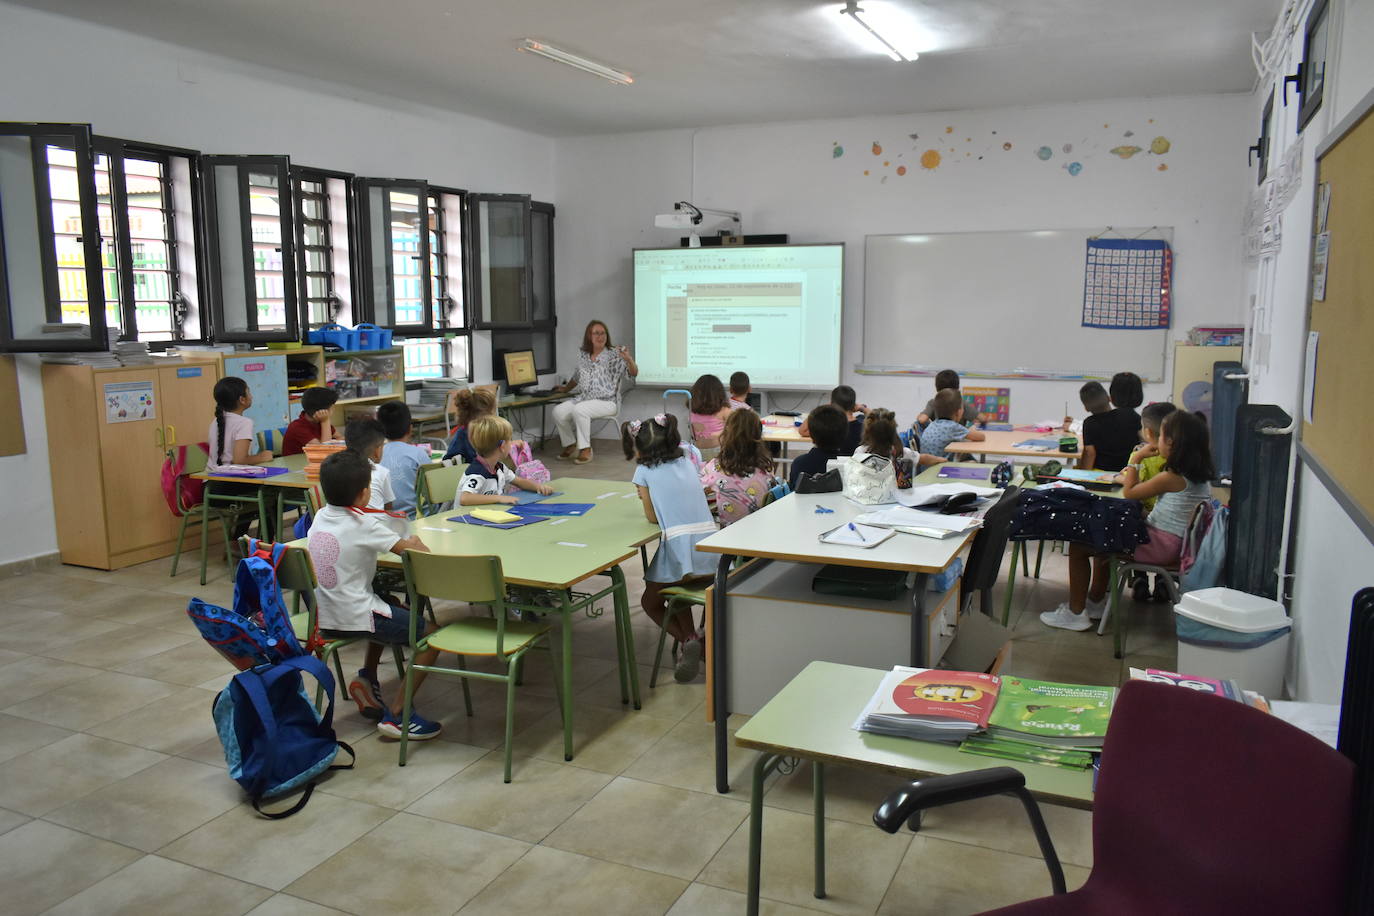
[852,506,982,539]
[818,522,894,548]
[854,666,1001,743]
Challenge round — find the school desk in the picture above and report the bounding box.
[736,660,1094,915]
[943,428,1080,466]
[329,477,662,762]
[497,391,571,448]
[695,462,981,793]
[193,452,314,540]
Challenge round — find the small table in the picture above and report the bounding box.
[945,429,1080,466]
[498,391,571,449]
[193,453,314,540]
[695,463,983,793]
[347,478,661,762]
[736,661,1094,915]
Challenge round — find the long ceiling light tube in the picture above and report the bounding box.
[839,1,915,62]
[519,39,634,85]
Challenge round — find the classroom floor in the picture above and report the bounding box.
[0,443,1180,916]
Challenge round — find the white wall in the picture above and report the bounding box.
[0,2,555,566]
[1245,0,1374,703]
[556,95,1251,429]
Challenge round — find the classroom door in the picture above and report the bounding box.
[95,368,177,555]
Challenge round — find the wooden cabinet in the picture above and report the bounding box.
[43,360,219,569]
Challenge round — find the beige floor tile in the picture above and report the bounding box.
[458,845,688,916]
[286,812,529,913]
[45,854,273,916]
[579,662,705,722]
[37,624,200,668]
[545,776,748,881]
[622,715,766,796]
[245,895,351,916]
[512,703,678,775]
[407,750,613,842]
[160,795,394,891]
[498,647,619,699]
[667,882,828,915]
[0,806,29,836]
[916,795,1094,869]
[13,581,153,618]
[0,733,165,816]
[424,679,566,750]
[878,834,1090,915]
[2,572,109,605]
[766,762,911,828]
[699,807,911,916]
[0,614,129,655]
[0,647,27,667]
[316,731,485,810]
[0,820,142,916]
[87,685,220,755]
[0,710,74,764]
[180,733,238,767]
[46,756,242,852]
[94,588,201,626]
[3,669,180,731]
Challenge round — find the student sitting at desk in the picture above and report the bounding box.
[307,449,440,737]
[457,415,554,506]
[914,369,989,433]
[1080,373,1143,471]
[728,371,753,411]
[442,387,530,465]
[789,404,848,489]
[378,401,430,518]
[699,409,778,527]
[207,376,274,473]
[623,413,718,682]
[280,386,338,456]
[1116,400,1176,602]
[918,389,986,460]
[688,373,734,450]
[852,409,945,478]
[344,419,395,511]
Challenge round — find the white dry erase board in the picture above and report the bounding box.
[860,227,1173,382]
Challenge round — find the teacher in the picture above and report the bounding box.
[552,319,637,463]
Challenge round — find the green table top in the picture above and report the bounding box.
[291,477,662,591]
[734,661,1095,810]
[194,452,313,488]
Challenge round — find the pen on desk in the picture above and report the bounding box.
[848,522,867,542]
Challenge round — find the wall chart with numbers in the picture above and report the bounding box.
[1081,238,1172,329]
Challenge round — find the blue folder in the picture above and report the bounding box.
[512,489,563,505]
[509,503,596,517]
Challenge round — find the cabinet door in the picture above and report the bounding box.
[224,353,290,442]
[95,368,176,554]
[157,363,219,450]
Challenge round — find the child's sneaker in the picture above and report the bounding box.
[1152,576,1173,604]
[1130,573,1151,603]
[674,638,703,683]
[377,709,442,740]
[348,669,386,721]
[1039,604,1092,632]
[1084,595,1107,621]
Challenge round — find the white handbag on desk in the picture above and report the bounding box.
[839,454,898,505]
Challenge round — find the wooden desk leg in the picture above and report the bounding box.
[814,761,827,900]
[610,565,641,709]
[713,553,736,794]
[747,751,785,916]
[909,572,930,666]
[556,589,576,761]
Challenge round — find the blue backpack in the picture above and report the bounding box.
[212,655,355,818]
[186,539,308,670]
[1181,501,1228,593]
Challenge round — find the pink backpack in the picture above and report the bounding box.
[161,442,210,516]
[509,441,550,485]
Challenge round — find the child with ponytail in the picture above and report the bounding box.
[624,413,718,682]
[207,377,273,472]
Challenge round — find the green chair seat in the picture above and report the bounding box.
[426,617,552,657]
[660,586,707,602]
[651,587,709,688]
[291,612,311,642]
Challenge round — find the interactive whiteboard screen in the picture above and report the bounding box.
[633,244,843,389]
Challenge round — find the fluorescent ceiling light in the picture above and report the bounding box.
[519,39,633,85]
[839,1,917,62]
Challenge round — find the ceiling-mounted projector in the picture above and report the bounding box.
[652,201,742,236]
[654,212,696,229]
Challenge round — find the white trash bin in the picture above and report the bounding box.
[1174,587,1291,698]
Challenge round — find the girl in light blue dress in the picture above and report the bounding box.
[624,413,718,681]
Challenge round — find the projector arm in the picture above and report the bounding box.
[673,201,742,231]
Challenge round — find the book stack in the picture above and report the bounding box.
[853,666,1001,743]
[1127,667,1268,712]
[114,338,154,366]
[302,441,347,479]
[959,676,1116,770]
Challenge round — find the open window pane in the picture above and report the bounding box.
[292,168,353,332]
[203,154,296,342]
[531,203,553,323]
[0,123,108,351]
[356,177,429,331]
[432,188,466,330]
[470,194,531,328]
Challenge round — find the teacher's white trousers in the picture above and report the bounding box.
[552,398,618,449]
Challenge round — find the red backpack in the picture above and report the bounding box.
[161,442,210,517]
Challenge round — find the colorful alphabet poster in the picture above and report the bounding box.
[104,381,155,424]
[963,387,1010,422]
[1082,238,1172,329]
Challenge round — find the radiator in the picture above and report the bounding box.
[1225,404,1291,599]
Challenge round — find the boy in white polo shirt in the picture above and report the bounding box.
[307,449,442,740]
[456,415,554,506]
[344,418,395,510]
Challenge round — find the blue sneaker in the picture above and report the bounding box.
[377,709,442,741]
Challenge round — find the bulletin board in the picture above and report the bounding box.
[1302,89,1374,531]
[0,356,24,456]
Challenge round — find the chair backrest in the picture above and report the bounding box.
[1090,680,1354,912]
[402,551,509,652]
[414,463,464,516]
[961,487,1023,598]
[257,427,289,453]
[763,479,791,507]
[1339,588,1374,912]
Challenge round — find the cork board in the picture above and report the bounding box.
[0,356,25,456]
[1306,100,1374,524]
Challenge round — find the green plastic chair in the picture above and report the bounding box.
[401,551,560,780]
[169,446,269,584]
[238,538,406,702]
[414,462,464,517]
[652,585,707,688]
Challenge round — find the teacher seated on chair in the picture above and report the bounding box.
[552,319,637,464]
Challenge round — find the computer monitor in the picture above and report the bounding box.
[502,349,538,391]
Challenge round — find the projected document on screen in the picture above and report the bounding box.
[634,245,843,389]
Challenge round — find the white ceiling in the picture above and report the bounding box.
[6,0,1282,136]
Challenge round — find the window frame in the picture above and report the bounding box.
[0,122,109,352]
[486,199,556,375]
[354,176,432,333]
[1297,0,1329,132]
[402,183,472,384]
[200,153,299,343]
[468,192,534,330]
[291,164,356,335]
